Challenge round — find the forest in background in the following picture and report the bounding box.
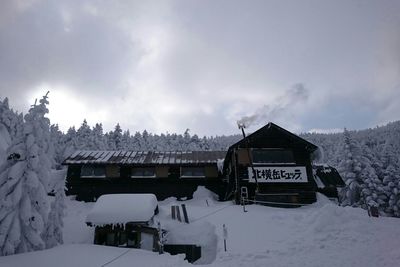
[1,95,399,219]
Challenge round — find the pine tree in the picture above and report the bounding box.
[76,119,92,150]
[112,123,123,150]
[0,93,52,255]
[337,129,363,206]
[88,123,107,150]
[380,140,400,216]
[42,171,66,249]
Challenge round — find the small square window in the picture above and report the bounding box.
[131,167,156,178]
[81,165,106,178]
[181,167,205,178]
[252,149,295,165]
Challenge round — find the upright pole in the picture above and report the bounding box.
[223,224,228,252]
[157,222,164,254]
[238,124,259,193]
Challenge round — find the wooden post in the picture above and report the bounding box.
[171,206,176,220]
[223,224,228,252]
[157,222,164,254]
[181,204,189,223]
[176,205,182,222]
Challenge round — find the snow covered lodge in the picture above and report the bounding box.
[64,150,226,201]
[63,122,343,206]
[222,123,319,206]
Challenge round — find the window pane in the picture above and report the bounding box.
[81,165,93,177]
[143,168,155,176]
[94,166,106,177]
[252,149,295,164]
[131,167,155,177]
[181,167,205,177]
[81,165,106,177]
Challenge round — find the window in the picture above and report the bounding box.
[80,165,106,178]
[106,165,120,178]
[252,149,295,164]
[181,167,205,178]
[131,167,156,178]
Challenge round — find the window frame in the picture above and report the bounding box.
[130,167,156,178]
[80,165,106,178]
[180,166,206,178]
[251,148,296,165]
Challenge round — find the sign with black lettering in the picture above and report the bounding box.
[248,166,308,183]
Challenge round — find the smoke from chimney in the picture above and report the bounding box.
[237,83,309,128]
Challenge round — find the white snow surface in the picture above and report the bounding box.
[86,194,158,225]
[1,188,400,266]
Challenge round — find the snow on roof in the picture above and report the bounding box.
[86,194,158,225]
[63,150,227,165]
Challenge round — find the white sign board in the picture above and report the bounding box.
[248,166,308,183]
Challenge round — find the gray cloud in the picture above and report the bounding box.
[0,0,400,136]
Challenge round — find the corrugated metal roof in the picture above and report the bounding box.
[63,150,227,165]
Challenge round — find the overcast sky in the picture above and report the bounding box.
[1,0,399,136]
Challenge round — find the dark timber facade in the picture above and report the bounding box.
[63,123,342,206]
[222,122,319,206]
[63,151,226,201]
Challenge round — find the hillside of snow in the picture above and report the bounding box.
[1,187,399,267]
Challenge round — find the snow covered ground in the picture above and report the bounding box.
[1,188,400,267]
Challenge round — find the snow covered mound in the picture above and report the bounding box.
[165,220,217,264]
[2,188,400,267]
[0,244,191,267]
[86,194,158,225]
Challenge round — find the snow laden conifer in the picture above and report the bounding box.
[380,140,400,216]
[337,129,363,206]
[0,92,52,255]
[42,170,66,249]
[111,123,123,150]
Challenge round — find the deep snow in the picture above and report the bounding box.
[1,188,400,267]
[86,194,158,225]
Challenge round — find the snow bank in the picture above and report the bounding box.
[4,188,400,267]
[86,194,158,225]
[165,220,218,264]
[192,186,219,202]
[0,244,191,267]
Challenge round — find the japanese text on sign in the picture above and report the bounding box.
[247,166,307,183]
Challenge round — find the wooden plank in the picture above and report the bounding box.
[181,204,189,223]
[176,205,182,222]
[171,206,176,220]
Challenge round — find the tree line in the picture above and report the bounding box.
[0,93,399,256]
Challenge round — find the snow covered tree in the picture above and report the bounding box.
[0,92,52,255]
[380,140,400,216]
[76,119,92,150]
[42,170,66,249]
[59,126,79,161]
[337,129,364,206]
[0,98,23,164]
[110,123,123,150]
[50,124,65,167]
[89,123,107,150]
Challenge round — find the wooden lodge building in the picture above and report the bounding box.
[63,122,344,206]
